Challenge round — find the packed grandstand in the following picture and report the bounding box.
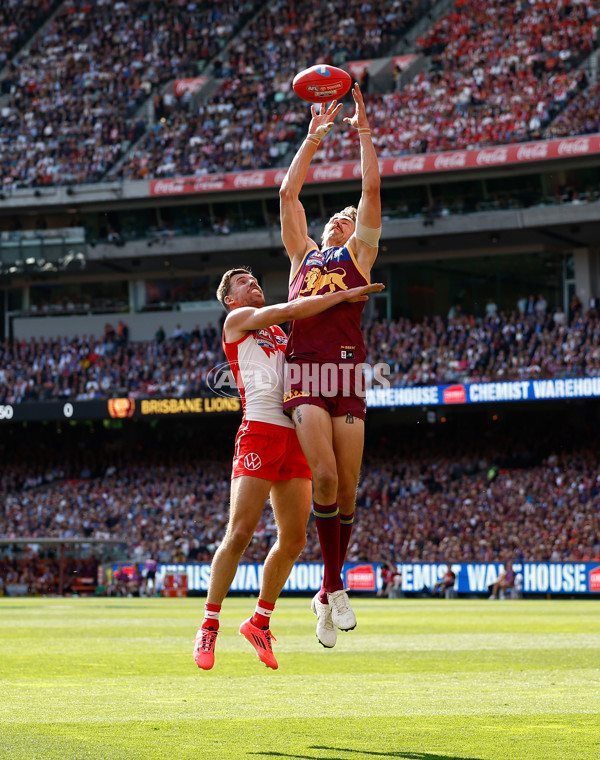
[1,0,600,186]
[1,419,599,594]
[0,300,599,404]
[1,0,600,596]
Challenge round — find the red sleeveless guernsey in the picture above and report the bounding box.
[286,242,368,364]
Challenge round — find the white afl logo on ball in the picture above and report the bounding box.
[244,452,262,470]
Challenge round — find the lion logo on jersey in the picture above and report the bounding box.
[300,267,348,296]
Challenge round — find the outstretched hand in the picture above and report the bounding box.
[343,83,369,130]
[345,282,385,302]
[308,99,343,140]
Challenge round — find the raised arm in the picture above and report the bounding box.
[279,100,343,270]
[344,83,381,274]
[225,282,384,338]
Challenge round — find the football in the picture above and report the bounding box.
[292,64,352,104]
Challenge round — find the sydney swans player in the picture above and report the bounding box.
[193,268,382,670]
[279,83,382,648]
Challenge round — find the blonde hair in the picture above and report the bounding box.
[216,268,252,310]
[336,205,358,222]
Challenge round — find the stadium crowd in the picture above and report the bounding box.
[0,0,263,187]
[363,296,600,386]
[0,321,222,403]
[114,0,600,178]
[1,299,599,403]
[545,79,600,139]
[114,0,430,180]
[1,432,599,595]
[0,0,61,70]
[314,0,597,162]
[2,0,600,184]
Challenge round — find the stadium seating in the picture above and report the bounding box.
[2,305,599,403]
[2,3,600,599]
[0,0,264,187]
[313,0,597,162]
[1,434,598,594]
[0,0,61,70]
[114,0,431,180]
[545,80,600,139]
[2,0,600,183]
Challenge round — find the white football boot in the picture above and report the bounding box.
[311,592,337,648]
[327,589,357,631]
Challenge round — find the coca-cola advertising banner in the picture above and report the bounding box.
[173,77,208,97]
[149,134,600,196]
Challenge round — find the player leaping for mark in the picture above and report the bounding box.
[193,268,383,670]
[279,83,382,648]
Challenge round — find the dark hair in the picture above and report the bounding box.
[216,268,253,310]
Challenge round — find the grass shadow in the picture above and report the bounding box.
[250,748,487,760]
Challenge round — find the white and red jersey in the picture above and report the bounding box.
[223,325,293,429]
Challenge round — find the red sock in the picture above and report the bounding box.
[339,511,355,571]
[250,598,275,630]
[313,501,342,602]
[202,602,221,630]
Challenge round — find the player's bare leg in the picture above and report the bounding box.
[261,477,313,602]
[195,476,271,670]
[207,476,272,604]
[239,476,313,668]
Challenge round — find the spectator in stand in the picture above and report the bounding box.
[545,81,600,138]
[485,298,498,318]
[535,294,548,316]
[553,306,566,326]
[116,321,129,346]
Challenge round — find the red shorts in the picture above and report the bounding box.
[232,420,312,481]
[282,361,367,421]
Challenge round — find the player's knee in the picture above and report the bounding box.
[337,482,358,510]
[224,523,254,554]
[279,531,306,559]
[312,466,338,499]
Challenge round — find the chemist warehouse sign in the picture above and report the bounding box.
[367,377,600,407]
[155,562,600,595]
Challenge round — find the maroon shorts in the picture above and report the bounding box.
[232,420,312,481]
[282,360,367,421]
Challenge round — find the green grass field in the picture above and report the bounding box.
[0,597,598,760]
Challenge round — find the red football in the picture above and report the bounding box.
[292,65,352,104]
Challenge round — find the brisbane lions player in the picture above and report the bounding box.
[280,83,382,647]
[194,269,382,670]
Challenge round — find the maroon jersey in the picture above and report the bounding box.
[286,243,369,364]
